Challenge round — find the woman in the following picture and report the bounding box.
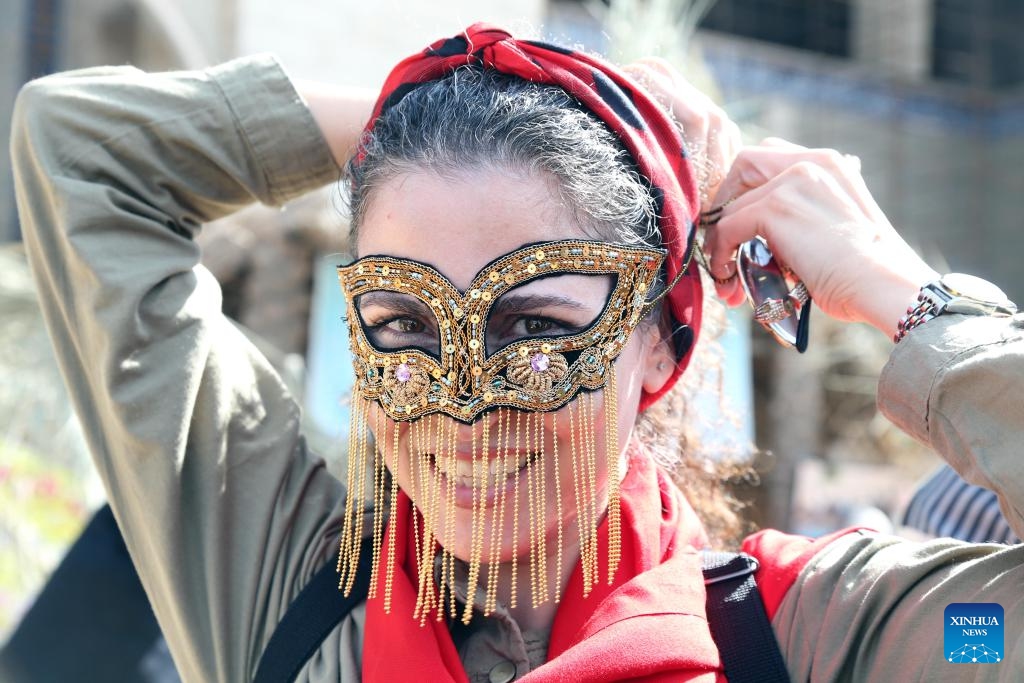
[12,23,1024,682]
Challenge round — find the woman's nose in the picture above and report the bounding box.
[450,409,512,452]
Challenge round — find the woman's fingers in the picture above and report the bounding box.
[703,149,937,332]
[625,59,741,212]
[618,74,932,333]
[711,142,887,229]
[708,164,866,319]
[703,163,814,303]
[701,113,741,209]
[625,60,714,147]
[713,141,848,206]
[706,162,837,274]
[633,56,677,81]
[710,259,745,306]
[759,136,802,149]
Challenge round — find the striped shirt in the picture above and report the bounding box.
[902,465,1018,544]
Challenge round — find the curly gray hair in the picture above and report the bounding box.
[345,66,660,252]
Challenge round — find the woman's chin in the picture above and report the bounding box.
[428,508,567,567]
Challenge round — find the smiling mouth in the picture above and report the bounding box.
[430,450,540,489]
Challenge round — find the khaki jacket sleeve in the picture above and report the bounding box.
[11,55,356,682]
[771,313,1024,681]
[879,312,1024,538]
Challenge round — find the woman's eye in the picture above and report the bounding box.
[360,311,439,353]
[484,314,590,354]
[507,316,581,339]
[389,318,424,334]
[522,318,554,335]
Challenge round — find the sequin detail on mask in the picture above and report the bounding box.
[336,239,666,423]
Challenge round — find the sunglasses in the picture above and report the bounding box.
[698,209,812,352]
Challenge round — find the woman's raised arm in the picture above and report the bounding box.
[12,56,370,681]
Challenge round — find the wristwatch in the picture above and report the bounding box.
[894,273,1017,343]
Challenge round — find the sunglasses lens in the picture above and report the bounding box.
[738,238,803,348]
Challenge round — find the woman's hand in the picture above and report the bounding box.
[704,138,939,339]
[625,58,741,213]
[297,81,377,166]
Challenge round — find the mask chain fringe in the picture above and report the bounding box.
[434,414,453,622]
[567,399,592,596]
[479,417,492,605]
[462,421,486,624]
[336,392,357,590]
[552,409,564,604]
[534,410,549,605]
[484,408,508,615]
[337,376,621,617]
[421,414,441,621]
[338,392,366,593]
[510,409,521,610]
[445,416,458,620]
[367,406,387,600]
[526,412,539,607]
[605,365,621,584]
[583,391,600,588]
[411,413,436,622]
[410,419,427,622]
[408,420,422,578]
[575,397,591,591]
[353,398,373,593]
[382,416,401,612]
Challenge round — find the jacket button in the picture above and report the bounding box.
[488,660,517,683]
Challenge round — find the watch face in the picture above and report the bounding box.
[942,273,1010,304]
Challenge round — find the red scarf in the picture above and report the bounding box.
[363,450,725,682]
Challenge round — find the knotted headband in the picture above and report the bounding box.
[363,22,704,412]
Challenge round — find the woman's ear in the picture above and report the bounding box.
[640,324,676,395]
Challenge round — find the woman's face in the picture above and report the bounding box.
[355,167,671,565]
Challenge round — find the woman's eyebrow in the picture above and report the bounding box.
[491,293,590,314]
[357,291,593,316]
[356,291,433,315]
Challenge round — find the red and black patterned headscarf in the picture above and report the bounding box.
[363,23,703,411]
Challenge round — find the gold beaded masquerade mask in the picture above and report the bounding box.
[335,239,669,622]
[338,239,666,421]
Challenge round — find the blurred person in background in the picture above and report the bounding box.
[7,22,1024,683]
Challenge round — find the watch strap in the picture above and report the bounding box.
[893,295,936,343]
[894,275,1015,343]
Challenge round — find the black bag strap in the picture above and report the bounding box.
[701,551,790,683]
[253,537,374,683]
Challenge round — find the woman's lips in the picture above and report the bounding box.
[431,451,538,508]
